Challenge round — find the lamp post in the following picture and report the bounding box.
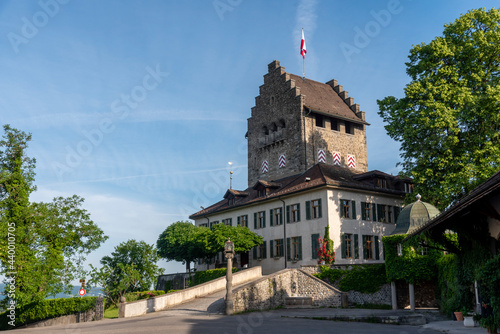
[224,238,235,315]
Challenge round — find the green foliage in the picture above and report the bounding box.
[190,268,237,286]
[89,240,164,306]
[209,223,263,254]
[156,221,263,268]
[476,254,500,331]
[383,235,442,284]
[123,290,165,302]
[436,254,461,314]
[157,221,210,266]
[0,297,97,330]
[377,8,500,210]
[315,264,387,294]
[0,125,108,307]
[318,226,335,264]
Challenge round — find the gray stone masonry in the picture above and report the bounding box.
[232,268,344,313]
[247,60,368,187]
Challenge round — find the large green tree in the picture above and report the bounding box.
[89,240,164,306]
[157,221,263,270]
[156,221,210,272]
[377,8,500,209]
[0,125,108,306]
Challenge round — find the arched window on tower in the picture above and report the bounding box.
[262,126,269,135]
[271,122,278,132]
[279,119,286,129]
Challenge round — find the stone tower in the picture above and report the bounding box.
[247,60,369,187]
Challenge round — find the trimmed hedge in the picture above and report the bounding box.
[314,264,387,294]
[0,297,97,330]
[123,290,165,303]
[190,268,237,286]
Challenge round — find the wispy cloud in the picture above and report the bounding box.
[295,0,318,75]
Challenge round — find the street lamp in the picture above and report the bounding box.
[224,238,235,315]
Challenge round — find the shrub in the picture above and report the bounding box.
[477,254,500,332]
[314,264,387,294]
[190,268,237,286]
[0,297,97,330]
[122,290,165,303]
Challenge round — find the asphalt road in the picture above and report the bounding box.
[14,289,441,334]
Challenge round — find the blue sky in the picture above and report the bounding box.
[1,0,498,278]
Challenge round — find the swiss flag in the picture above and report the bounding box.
[300,29,307,59]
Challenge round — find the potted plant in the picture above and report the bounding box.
[454,310,464,322]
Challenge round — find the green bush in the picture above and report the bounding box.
[477,254,500,332]
[123,290,165,303]
[0,297,97,330]
[190,268,237,286]
[314,264,387,294]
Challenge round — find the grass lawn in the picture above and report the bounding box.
[104,306,119,319]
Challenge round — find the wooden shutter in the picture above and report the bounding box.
[375,236,380,260]
[269,209,274,226]
[237,216,241,226]
[377,204,384,222]
[262,211,266,228]
[394,206,401,222]
[254,212,257,229]
[279,208,283,225]
[341,233,346,259]
[352,201,356,219]
[340,200,345,218]
[318,199,322,218]
[372,204,377,221]
[361,202,366,220]
[297,203,301,221]
[262,241,267,259]
[362,235,368,259]
[286,238,291,261]
[312,233,320,259]
[253,246,257,259]
[270,240,274,258]
[298,236,303,260]
[286,205,290,223]
[305,201,311,220]
[354,234,359,259]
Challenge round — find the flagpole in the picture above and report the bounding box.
[303,57,305,80]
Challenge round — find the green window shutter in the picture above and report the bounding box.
[279,208,283,225]
[286,205,290,223]
[305,201,311,220]
[229,218,232,226]
[297,203,301,221]
[311,233,320,259]
[372,204,377,221]
[377,204,383,222]
[340,200,345,218]
[254,212,257,229]
[286,238,291,261]
[362,235,368,259]
[263,211,266,228]
[237,216,241,226]
[253,246,257,259]
[318,199,322,218]
[361,202,366,220]
[298,236,303,260]
[375,236,380,260]
[270,240,274,258]
[341,233,346,259]
[352,201,356,219]
[280,239,284,256]
[269,209,274,226]
[262,241,267,259]
[354,234,359,259]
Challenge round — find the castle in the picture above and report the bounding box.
[190,61,411,274]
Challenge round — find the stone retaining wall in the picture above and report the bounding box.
[232,268,344,313]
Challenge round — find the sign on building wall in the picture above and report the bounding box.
[333,152,341,166]
[279,154,286,168]
[261,160,269,173]
[318,149,326,163]
[348,155,356,168]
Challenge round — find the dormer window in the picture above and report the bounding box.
[377,178,388,189]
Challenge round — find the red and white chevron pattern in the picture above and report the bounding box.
[278,154,286,168]
[261,160,269,173]
[348,155,356,168]
[318,149,326,163]
[333,152,341,165]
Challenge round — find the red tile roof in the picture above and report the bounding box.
[189,163,407,219]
